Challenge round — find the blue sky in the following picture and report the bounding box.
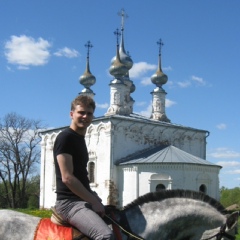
[0,0,239,189]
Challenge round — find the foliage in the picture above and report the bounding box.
[0,174,40,209]
[220,187,240,208]
[26,175,40,209]
[0,183,8,208]
[220,187,240,239]
[0,112,45,208]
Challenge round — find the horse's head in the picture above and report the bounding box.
[201,211,239,240]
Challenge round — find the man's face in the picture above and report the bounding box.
[70,104,94,133]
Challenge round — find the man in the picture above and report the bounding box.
[53,95,113,240]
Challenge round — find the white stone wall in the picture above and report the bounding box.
[118,163,220,207]
[85,122,113,204]
[39,132,59,209]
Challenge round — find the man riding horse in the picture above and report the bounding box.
[53,95,113,240]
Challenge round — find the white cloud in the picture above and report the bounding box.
[162,66,172,71]
[54,47,79,58]
[96,103,108,109]
[176,75,207,88]
[135,101,146,106]
[137,103,152,117]
[6,66,13,71]
[216,123,227,130]
[4,35,51,68]
[191,75,206,86]
[177,81,191,88]
[226,169,240,174]
[216,161,240,167]
[140,77,152,86]
[166,99,176,108]
[129,62,156,79]
[18,65,29,70]
[208,148,240,159]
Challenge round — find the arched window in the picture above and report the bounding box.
[149,173,172,192]
[156,184,166,191]
[199,184,207,194]
[88,162,95,183]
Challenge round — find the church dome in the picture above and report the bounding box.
[111,23,133,71]
[110,44,133,71]
[151,66,168,87]
[109,29,128,78]
[151,40,168,87]
[79,67,96,88]
[79,41,96,89]
[119,45,133,70]
[130,82,136,93]
[79,65,96,88]
[109,54,128,78]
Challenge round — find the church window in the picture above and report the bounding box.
[199,184,207,193]
[88,162,95,183]
[114,92,120,104]
[156,183,166,191]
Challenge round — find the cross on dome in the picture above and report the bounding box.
[118,8,128,31]
[114,28,121,46]
[157,38,164,56]
[85,40,93,58]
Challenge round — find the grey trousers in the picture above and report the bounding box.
[55,199,114,240]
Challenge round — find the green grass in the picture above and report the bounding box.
[16,208,52,218]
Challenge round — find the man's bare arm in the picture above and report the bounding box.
[57,153,105,216]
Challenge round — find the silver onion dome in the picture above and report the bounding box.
[109,29,128,78]
[151,58,168,87]
[79,57,96,88]
[111,30,133,70]
[151,39,168,87]
[79,41,96,89]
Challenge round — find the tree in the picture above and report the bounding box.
[26,175,40,209]
[220,187,240,208]
[0,112,45,208]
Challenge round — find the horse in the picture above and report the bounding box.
[0,189,239,240]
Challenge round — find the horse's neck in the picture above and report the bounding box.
[120,198,226,240]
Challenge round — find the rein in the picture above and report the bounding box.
[202,223,235,240]
[105,214,144,240]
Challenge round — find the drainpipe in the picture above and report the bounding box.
[204,131,210,160]
[134,165,139,199]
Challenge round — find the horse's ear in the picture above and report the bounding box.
[226,211,239,229]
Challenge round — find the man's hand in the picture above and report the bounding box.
[91,201,105,217]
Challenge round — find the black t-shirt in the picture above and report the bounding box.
[53,128,91,200]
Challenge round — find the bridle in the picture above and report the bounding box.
[105,212,144,240]
[201,223,235,240]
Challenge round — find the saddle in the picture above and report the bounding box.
[51,207,89,240]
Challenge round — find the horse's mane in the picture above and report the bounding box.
[123,189,227,214]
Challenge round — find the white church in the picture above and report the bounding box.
[39,10,221,209]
